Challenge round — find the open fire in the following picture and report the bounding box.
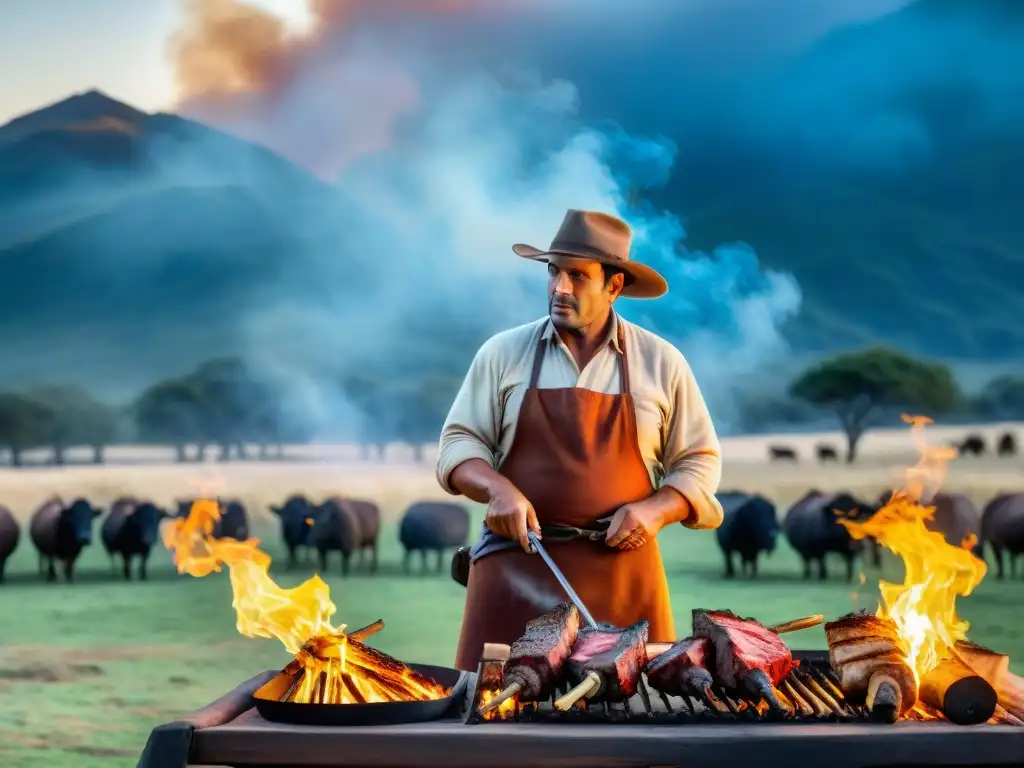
[161,499,449,705]
[468,416,1023,727]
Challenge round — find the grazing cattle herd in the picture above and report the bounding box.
[769,431,1018,463]
[0,495,472,584]
[0,483,1021,585]
[716,488,1024,582]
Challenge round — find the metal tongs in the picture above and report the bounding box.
[527,531,599,629]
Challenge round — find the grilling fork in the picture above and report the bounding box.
[527,531,599,629]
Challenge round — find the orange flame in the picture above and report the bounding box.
[840,416,987,683]
[161,499,448,703]
[161,499,340,654]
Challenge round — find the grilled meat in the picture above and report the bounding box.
[644,636,713,698]
[502,603,581,701]
[826,612,916,720]
[564,621,649,703]
[691,609,795,712]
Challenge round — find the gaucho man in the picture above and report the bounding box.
[437,209,724,671]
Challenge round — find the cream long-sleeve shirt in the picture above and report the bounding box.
[436,313,724,530]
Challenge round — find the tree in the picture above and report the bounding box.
[973,375,1024,420]
[30,385,119,464]
[133,378,205,462]
[0,392,55,466]
[393,376,462,461]
[186,357,261,461]
[790,347,962,462]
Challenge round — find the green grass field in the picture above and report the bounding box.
[0,510,1021,768]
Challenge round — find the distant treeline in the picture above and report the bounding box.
[0,357,462,466]
[0,348,1022,467]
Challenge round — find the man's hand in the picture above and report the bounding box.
[485,479,541,552]
[605,500,666,550]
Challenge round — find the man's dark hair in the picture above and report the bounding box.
[602,264,629,286]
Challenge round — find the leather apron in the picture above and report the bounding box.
[454,323,676,671]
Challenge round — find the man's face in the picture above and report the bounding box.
[547,255,623,332]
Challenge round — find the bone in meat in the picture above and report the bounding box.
[826,612,916,720]
[560,621,649,706]
[503,602,581,701]
[644,636,713,698]
[691,609,795,712]
[824,611,902,646]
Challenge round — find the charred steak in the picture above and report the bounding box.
[565,621,649,702]
[691,609,796,711]
[502,602,582,701]
[644,636,713,698]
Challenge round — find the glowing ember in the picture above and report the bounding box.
[477,688,517,720]
[162,499,448,704]
[840,416,988,684]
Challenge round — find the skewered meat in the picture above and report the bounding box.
[561,621,649,705]
[644,636,713,698]
[825,610,905,668]
[825,612,916,721]
[691,609,795,712]
[502,602,581,701]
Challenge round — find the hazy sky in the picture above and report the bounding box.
[0,0,312,121]
[0,0,915,124]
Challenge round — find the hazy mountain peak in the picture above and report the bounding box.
[0,89,148,146]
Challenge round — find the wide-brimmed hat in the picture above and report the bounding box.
[512,209,668,299]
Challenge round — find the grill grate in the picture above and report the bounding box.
[469,655,869,724]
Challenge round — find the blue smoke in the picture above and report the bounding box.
[224,58,801,434]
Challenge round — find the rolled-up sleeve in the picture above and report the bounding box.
[660,356,724,530]
[436,339,504,494]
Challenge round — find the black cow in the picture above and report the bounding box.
[783,490,874,581]
[927,492,981,549]
[816,444,839,463]
[0,505,20,583]
[309,497,364,576]
[176,498,250,541]
[29,497,102,582]
[399,501,470,574]
[714,492,779,578]
[997,432,1017,457]
[344,499,381,573]
[979,493,1024,579]
[269,495,316,569]
[958,434,985,457]
[768,445,798,462]
[101,500,170,580]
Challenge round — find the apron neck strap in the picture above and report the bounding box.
[528,320,631,394]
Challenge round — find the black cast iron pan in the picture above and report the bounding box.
[253,662,467,726]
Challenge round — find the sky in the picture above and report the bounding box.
[0,0,915,125]
[0,0,313,122]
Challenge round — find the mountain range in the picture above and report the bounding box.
[0,0,1021,403]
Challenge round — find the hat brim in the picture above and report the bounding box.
[512,243,668,299]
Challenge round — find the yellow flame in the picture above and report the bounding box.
[160,498,341,654]
[840,416,987,683]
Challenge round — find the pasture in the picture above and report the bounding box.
[0,422,1021,768]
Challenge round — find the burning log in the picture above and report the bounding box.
[919,656,997,725]
[477,603,581,717]
[278,633,449,705]
[954,640,1009,690]
[554,621,648,711]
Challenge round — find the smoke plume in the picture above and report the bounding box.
[166,0,801,436]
